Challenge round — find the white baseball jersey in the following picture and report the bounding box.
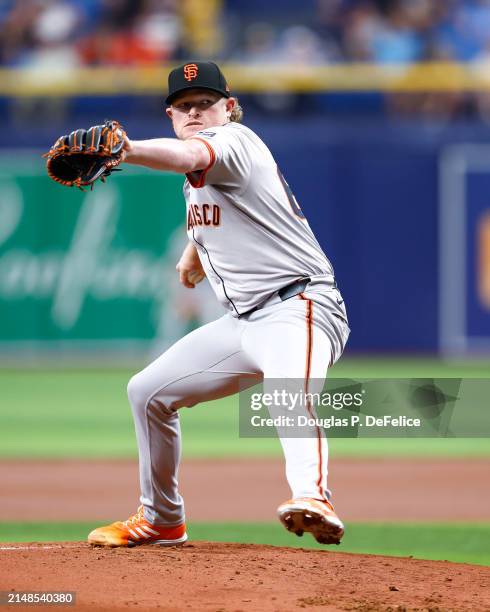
[122,120,350,534]
[184,122,337,316]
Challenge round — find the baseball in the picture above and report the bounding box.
[188,270,205,285]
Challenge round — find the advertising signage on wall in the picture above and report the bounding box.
[0,158,221,355]
[439,145,490,356]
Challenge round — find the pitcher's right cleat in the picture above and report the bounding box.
[277,497,344,545]
[88,506,187,548]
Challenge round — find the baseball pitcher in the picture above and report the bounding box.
[47,61,350,547]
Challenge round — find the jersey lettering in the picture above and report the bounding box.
[212,205,221,226]
[183,124,336,315]
[187,204,221,230]
[188,206,197,227]
[193,204,202,225]
[203,204,211,225]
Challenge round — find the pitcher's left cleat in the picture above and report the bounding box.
[88,505,187,548]
[277,497,344,545]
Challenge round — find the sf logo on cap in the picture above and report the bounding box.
[184,63,198,82]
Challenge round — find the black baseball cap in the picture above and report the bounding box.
[166,61,231,105]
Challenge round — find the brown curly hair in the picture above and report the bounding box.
[230,97,243,123]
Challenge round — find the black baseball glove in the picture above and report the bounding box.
[44,120,126,190]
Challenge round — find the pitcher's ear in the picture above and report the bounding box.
[225,97,236,118]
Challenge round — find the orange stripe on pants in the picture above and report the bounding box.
[299,293,327,502]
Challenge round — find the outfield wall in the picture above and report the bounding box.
[0,118,489,356]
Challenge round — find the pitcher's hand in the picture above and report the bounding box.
[176,242,206,288]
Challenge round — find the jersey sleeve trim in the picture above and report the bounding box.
[185,137,216,188]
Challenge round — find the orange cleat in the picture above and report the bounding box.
[88,506,187,548]
[277,497,344,545]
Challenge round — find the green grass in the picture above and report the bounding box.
[1,359,489,459]
[0,521,488,566]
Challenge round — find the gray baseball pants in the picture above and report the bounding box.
[127,285,349,525]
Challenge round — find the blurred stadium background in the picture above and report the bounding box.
[0,0,489,566]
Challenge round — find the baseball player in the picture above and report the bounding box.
[88,62,350,548]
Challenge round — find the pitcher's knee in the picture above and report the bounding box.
[127,371,178,416]
[127,372,153,411]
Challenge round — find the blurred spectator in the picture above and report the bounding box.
[79,0,180,66]
[0,0,181,67]
[279,25,339,64]
[370,3,424,64]
[4,0,490,120]
[22,0,83,70]
[0,0,42,66]
[343,0,432,64]
[180,0,223,59]
[343,3,384,61]
[98,0,142,29]
[236,23,278,65]
[432,0,490,61]
[134,0,181,63]
[4,0,490,68]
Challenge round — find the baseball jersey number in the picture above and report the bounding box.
[277,168,305,219]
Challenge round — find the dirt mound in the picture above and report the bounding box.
[1,541,488,611]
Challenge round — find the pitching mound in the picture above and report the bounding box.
[1,541,488,611]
